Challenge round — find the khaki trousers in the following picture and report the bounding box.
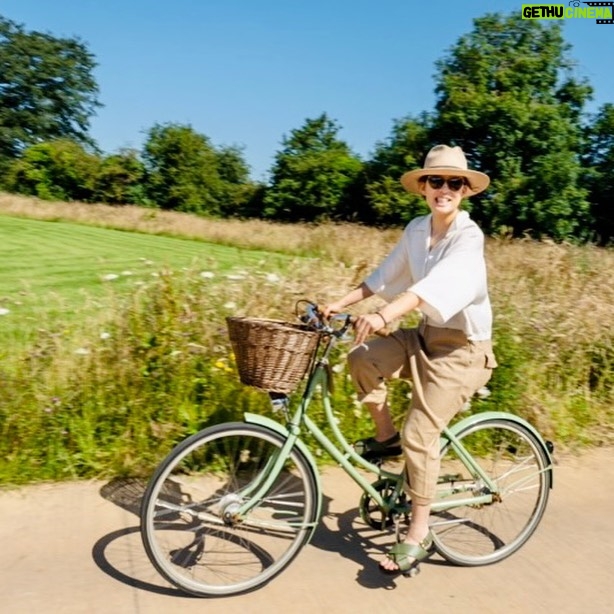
[347,325,497,505]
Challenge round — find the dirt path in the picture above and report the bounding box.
[1,447,612,614]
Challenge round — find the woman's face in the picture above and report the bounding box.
[420,175,468,217]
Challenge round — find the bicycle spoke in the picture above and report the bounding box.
[141,424,319,596]
[432,419,551,566]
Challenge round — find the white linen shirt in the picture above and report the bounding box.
[364,210,493,341]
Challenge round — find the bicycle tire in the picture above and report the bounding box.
[140,422,320,596]
[431,418,551,566]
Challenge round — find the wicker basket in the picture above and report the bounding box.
[226,317,321,393]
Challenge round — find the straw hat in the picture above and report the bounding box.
[400,145,490,196]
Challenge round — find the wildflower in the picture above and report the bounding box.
[0,307,10,316]
[225,274,245,281]
[200,271,215,279]
[213,358,233,373]
[476,387,491,399]
[265,273,281,283]
[224,301,237,310]
[102,273,119,281]
[121,271,133,276]
[74,348,90,355]
[100,332,111,340]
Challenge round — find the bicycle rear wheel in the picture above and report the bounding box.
[431,418,551,566]
[140,422,319,596]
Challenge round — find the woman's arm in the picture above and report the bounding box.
[320,282,374,318]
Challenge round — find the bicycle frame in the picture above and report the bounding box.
[236,320,554,530]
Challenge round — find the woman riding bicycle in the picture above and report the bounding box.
[321,144,498,575]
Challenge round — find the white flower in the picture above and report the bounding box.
[476,387,491,399]
[224,301,237,310]
[265,273,281,283]
[121,271,133,276]
[102,274,119,281]
[75,348,90,355]
[100,332,111,340]
[200,271,215,279]
[332,363,344,373]
[225,274,246,281]
[0,308,10,316]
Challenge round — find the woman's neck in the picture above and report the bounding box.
[431,210,458,236]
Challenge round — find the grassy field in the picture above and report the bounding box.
[0,192,612,485]
[0,214,291,347]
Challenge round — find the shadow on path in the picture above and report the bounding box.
[93,475,439,596]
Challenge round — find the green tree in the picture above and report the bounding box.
[94,149,148,205]
[358,114,432,226]
[0,16,100,173]
[431,13,592,240]
[263,114,363,222]
[142,123,224,215]
[585,103,614,244]
[141,123,255,216]
[214,145,261,218]
[5,139,99,201]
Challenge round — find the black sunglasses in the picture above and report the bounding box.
[425,176,467,192]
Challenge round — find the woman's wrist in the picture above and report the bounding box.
[375,311,387,327]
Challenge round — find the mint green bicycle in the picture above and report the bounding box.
[140,301,554,597]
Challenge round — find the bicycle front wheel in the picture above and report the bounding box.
[431,418,552,566]
[140,422,320,597]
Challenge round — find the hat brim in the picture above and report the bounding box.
[400,168,490,196]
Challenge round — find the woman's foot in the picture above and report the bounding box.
[379,532,433,576]
[354,432,401,460]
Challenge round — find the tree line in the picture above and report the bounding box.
[1,13,612,243]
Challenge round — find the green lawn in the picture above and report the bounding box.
[0,215,289,345]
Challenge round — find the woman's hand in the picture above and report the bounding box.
[352,313,387,346]
[318,302,345,320]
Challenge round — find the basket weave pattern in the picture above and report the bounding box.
[226,317,321,393]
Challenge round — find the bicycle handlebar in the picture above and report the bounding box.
[295,300,352,336]
[295,300,391,338]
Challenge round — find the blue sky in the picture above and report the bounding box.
[2,0,613,180]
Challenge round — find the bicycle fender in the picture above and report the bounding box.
[243,412,323,532]
[445,411,554,486]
